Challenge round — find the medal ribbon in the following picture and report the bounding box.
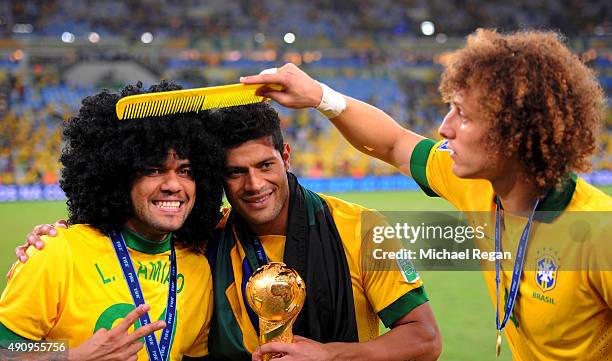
[109,231,177,361]
[494,197,539,336]
[238,226,270,333]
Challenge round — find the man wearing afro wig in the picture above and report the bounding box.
[0,81,225,361]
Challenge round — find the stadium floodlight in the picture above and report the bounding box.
[254,33,266,43]
[283,32,296,44]
[88,32,100,43]
[420,21,435,36]
[141,32,154,44]
[61,32,75,43]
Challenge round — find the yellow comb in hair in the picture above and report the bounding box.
[115,83,281,120]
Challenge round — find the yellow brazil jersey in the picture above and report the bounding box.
[410,138,612,360]
[223,194,427,353]
[0,224,213,361]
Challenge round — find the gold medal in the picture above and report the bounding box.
[495,330,502,357]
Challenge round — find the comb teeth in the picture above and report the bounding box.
[115,83,278,120]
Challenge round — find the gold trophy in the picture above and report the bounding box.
[245,262,306,360]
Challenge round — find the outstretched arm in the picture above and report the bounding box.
[241,63,426,176]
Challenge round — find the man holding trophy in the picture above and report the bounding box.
[205,103,441,361]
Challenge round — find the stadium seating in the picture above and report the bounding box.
[2,0,610,185]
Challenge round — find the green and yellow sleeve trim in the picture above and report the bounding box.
[378,286,429,328]
[409,139,438,197]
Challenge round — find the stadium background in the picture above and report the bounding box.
[0,1,611,359]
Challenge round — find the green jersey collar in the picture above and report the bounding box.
[121,226,173,254]
[535,173,576,222]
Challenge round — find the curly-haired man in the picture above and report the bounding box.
[242,29,612,360]
[0,81,225,360]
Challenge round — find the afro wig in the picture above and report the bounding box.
[61,80,225,250]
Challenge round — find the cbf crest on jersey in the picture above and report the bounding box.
[535,248,559,292]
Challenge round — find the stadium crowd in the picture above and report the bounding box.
[7,0,611,39]
[1,0,610,185]
[1,58,609,185]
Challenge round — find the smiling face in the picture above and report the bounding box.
[126,150,196,241]
[438,91,512,181]
[223,137,291,236]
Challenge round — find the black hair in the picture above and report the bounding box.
[208,102,284,152]
[60,80,225,250]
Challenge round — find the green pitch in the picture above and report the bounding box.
[0,186,610,360]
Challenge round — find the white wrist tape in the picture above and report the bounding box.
[316,82,347,118]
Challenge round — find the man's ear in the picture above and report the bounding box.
[282,143,291,170]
